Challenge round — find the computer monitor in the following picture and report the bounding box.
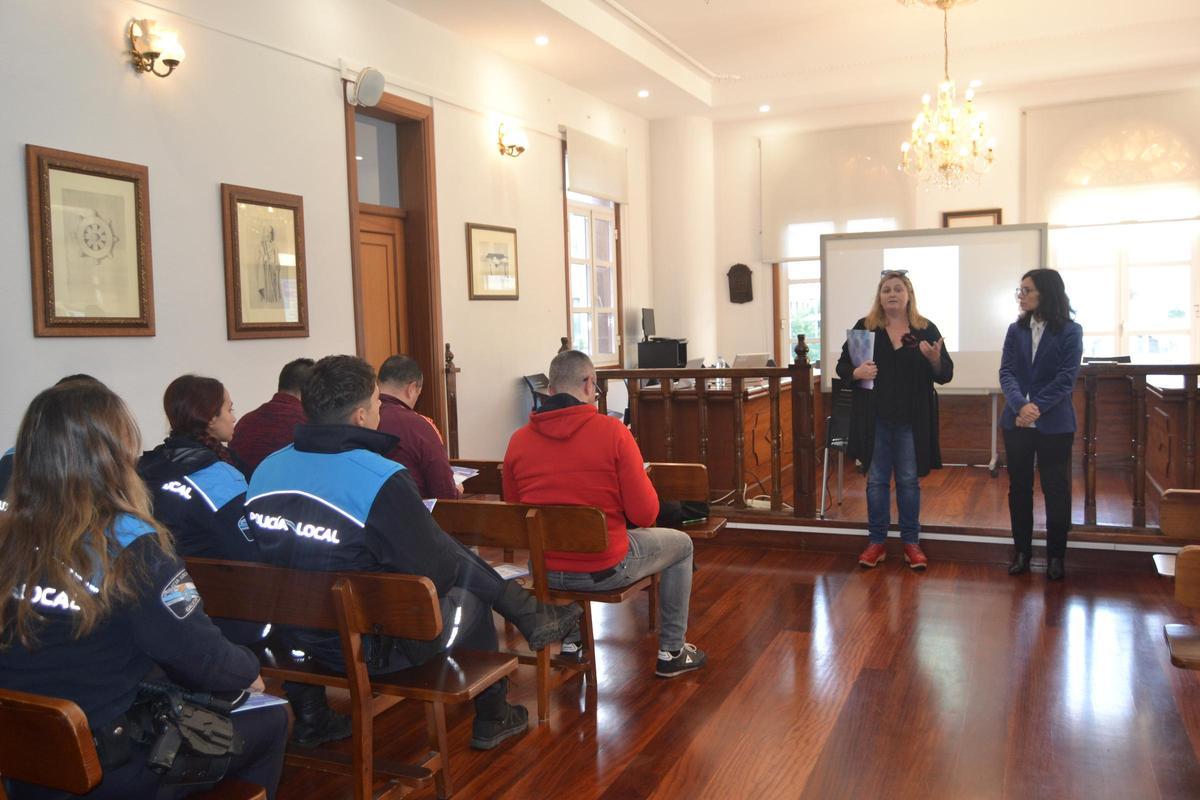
[641,308,656,341]
[732,352,771,368]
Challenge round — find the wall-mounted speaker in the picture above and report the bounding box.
[347,67,385,107]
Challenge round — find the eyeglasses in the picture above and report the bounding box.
[1015,287,1037,297]
[881,269,909,277]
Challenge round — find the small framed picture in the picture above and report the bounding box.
[942,208,1003,228]
[221,183,308,339]
[466,223,519,300]
[25,145,155,336]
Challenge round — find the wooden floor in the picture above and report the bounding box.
[818,464,1146,530]
[276,542,1200,799]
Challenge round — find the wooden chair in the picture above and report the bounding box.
[0,688,265,800]
[186,558,518,800]
[1152,489,1200,576]
[645,462,727,539]
[433,500,659,723]
[1164,545,1200,670]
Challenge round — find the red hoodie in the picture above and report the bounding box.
[503,402,659,571]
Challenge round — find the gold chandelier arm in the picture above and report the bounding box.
[943,8,950,81]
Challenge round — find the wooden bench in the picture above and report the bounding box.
[432,500,659,723]
[645,462,727,539]
[1164,545,1200,670]
[0,688,266,799]
[451,458,504,498]
[186,558,518,800]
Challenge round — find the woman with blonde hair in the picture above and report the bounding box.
[0,381,285,798]
[836,269,954,570]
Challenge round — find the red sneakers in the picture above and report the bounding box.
[858,543,887,568]
[903,543,928,571]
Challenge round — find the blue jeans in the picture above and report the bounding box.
[547,527,693,652]
[867,419,920,544]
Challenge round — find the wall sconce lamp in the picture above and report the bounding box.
[497,123,528,157]
[128,19,185,78]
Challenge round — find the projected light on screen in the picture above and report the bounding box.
[883,246,960,351]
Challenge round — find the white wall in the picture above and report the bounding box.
[0,0,652,457]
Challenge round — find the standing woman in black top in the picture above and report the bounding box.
[836,270,954,570]
[0,381,285,799]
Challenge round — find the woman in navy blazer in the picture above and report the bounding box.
[998,268,1083,580]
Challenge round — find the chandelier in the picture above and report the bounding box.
[898,0,994,189]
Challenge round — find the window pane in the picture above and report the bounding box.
[787,261,820,281]
[569,214,589,261]
[596,312,615,355]
[570,263,589,309]
[788,282,821,365]
[594,265,614,308]
[1128,265,1189,330]
[354,113,401,208]
[1061,267,1117,332]
[1129,334,1189,364]
[572,312,591,353]
[1125,221,1199,264]
[594,217,613,263]
[1082,336,1117,358]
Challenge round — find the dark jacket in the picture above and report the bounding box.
[998,319,1084,434]
[503,393,659,572]
[245,424,461,659]
[0,515,259,729]
[0,446,11,513]
[378,394,458,500]
[835,318,954,477]
[229,392,307,474]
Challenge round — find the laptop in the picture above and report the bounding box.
[732,353,771,368]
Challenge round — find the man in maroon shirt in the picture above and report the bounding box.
[229,358,314,474]
[377,355,459,499]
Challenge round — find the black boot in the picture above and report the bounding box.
[493,580,583,651]
[469,679,529,750]
[284,682,352,748]
[1008,551,1031,575]
[1047,557,1065,581]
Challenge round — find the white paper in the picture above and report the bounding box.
[451,466,480,486]
[493,563,530,580]
[847,329,876,389]
[232,692,289,714]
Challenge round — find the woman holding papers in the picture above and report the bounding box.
[836,269,954,571]
[998,268,1083,581]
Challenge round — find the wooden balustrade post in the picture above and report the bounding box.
[628,379,642,447]
[696,375,710,472]
[1131,373,1147,528]
[732,376,746,508]
[789,335,816,517]
[559,337,570,353]
[660,377,675,461]
[597,375,609,416]
[769,375,783,511]
[444,342,461,459]
[1187,371,1198,489]
[1084,372,1097,526]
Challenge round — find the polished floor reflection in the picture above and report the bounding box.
[276,544,1200,799]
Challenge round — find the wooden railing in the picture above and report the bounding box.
[596,337,816,516]
[444,342,460,458]
[1079,363,1200,528]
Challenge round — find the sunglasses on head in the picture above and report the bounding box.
[881,269,909,277]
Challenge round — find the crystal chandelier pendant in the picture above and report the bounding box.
[898,1,995,189]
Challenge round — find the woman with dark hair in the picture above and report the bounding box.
[837,270,954,571]
[999,268,1084,580]
[0,381,285,799]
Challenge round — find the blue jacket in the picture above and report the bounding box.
[998,319,1084,434]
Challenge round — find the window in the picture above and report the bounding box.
[783,261,821,364]
[567,192,619,365]
[1051,220,1199,363]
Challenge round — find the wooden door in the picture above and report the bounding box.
[357,208,407,371]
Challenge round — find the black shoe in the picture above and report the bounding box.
[655,643,707,678]
[494,580,583,651]
[286,684,352,748]
[1047,557,1065,581]
[470,703,529,750]
[1008,551,1031,575]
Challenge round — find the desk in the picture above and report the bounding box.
[633,378,800,504]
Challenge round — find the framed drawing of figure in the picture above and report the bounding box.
[220,183,309,339]
[26,145,155,336]
[466,223,519,300]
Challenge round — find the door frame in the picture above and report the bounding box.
[343,89,447,432]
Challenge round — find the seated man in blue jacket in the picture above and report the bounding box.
[245,354,580,749]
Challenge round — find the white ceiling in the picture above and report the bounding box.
[389,0,1200,120]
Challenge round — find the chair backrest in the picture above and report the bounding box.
[1159,489,1200,540]
[185,558,442,641]
[645,463,709,502]
[826,378,853,451]
[433,500,608,554]
[451,458,504,497]
[1081,355,1132,363]
[522,374,552,410]
[1176,546,1200,609]
[0,689,101,795]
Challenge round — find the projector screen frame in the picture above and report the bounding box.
[818,223,1049,393]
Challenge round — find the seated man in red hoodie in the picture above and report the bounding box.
[230,357,313,474]
[503,350,706,678]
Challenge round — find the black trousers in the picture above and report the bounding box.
[7,704,288,800]
[1003,427,1074,559]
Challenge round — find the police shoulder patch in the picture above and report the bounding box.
[161,569,201,620]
